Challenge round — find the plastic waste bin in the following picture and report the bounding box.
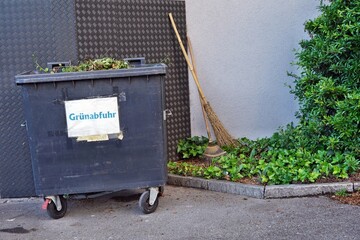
[15,60,167,218]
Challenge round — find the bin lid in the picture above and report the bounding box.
[15,64,166,84]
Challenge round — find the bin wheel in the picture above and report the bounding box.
[46,196,67,219]
[139,190,159,214]
[159,186,164,197]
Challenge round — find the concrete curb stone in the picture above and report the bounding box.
[264,182,353,199]
[167,174,264,199]
[207,180,264,199]
[167,174,209,189]
[167,174,359,199]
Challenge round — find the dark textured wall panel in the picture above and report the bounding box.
[0,0,78,198]
[75,0,190,161]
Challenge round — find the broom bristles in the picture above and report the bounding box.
[203,102,238,147]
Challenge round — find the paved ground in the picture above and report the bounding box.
[0,185,359,240]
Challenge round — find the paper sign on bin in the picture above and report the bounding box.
[65,97,120,138]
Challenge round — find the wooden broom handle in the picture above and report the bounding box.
[187,36,213,141]
[168,13,207,102]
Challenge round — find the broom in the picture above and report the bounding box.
[187,36,226,158]
[168,13,238,147]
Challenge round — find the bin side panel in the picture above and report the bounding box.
[22,75,166,195]
[0,0,78,198]
[75,0,190,161]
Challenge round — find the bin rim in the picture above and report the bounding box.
[15,63,166,84]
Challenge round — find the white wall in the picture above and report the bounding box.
[184,0,320,139]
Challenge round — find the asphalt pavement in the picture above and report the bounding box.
[0,185,359,240]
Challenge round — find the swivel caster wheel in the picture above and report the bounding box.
[43,195,67,219]
[139,188,159,214]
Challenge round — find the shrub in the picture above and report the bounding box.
[290,0,360,157]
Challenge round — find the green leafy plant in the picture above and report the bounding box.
[335,188,348,197]
[168,162,204,177]
[256,148,359,185]
[169,136,359,185]
[177,136,208,159]
[203,165,223,179]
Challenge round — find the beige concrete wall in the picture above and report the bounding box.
[184,0,320,139]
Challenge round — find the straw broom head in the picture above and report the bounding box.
[202,101,238,147]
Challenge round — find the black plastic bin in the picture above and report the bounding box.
[15,62,167,218]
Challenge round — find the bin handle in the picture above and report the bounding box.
[163,109,173,120]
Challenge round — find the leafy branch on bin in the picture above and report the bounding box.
[61,58,129,72]
[32,54,50,73]
[32,56,129,74]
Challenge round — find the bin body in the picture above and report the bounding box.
[15,64,167,196]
